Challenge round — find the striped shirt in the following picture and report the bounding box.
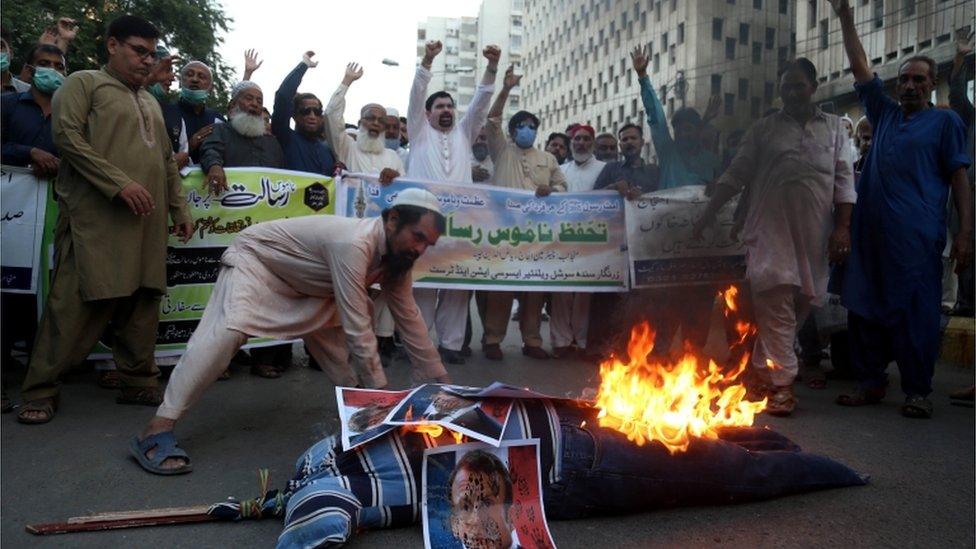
[277,399,569,549]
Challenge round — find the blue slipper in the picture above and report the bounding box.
[129,431,193,475]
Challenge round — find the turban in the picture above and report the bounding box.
[572,125,595,138]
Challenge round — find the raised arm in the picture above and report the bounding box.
[408,41,441,142]
[828,0,872,83]
[949,32,975,123]
[632,45,674,156]
[487,65,520,121]
[242,49,263,81]
[324,63,363,164]
[273,52,316,141]
[459,45,500,141]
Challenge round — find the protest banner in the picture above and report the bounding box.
[625,185,746,288]
[34,167,335,357]
[384,383,514,446]
[336,174,628,292]
[336,387,412,451]
[423,440,556,549]
[1,166,49,293]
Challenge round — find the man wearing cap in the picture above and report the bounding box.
[131,188,452,474]
[406,40,499,365]
[549,125,606,358]
[324,62,402,177]
[383,108,410,168]
[176,59,224,164]
[271,51,336,176]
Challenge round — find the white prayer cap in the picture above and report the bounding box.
[360,103,386,118]
[391,188,442,216]
[385,107,400,118]
[180,60,212,77]
[231,80,261,100]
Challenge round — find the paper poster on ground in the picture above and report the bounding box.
[423,439,557,549]
[625,185,746,288]
[384,384,514,446]
[336,387,412,451]
[337,174,628,292]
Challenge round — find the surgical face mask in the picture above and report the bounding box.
[472,143,489,161]
[148,83,166,100]
[385,137,400,151]
[0,52,9,72]
[180,87,208,104]
[514,125,537,149]
[32,67,65,94]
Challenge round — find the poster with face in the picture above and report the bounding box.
[336,387,412,451]
[384,384,514,446]
[422,440,556,549]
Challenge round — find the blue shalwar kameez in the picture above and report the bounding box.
[840,77,971,396]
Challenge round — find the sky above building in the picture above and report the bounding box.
[219,0,482,122]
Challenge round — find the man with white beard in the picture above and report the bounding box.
[406,40,499,365]
[549,125,606,358]
[324,62,403,178]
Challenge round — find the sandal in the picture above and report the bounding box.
[806,377,827,390]
[129,431,193,475]
[17,396,58,424]
[96,369,121,389]
[116,386,164,406]
[901,395,933,419]
[250,363,281,379]
[766,385,797,417]
[836,387,885,407]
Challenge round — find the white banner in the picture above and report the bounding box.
[626,186,746,288]
[1,166,48,294]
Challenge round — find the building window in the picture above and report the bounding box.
[738,78,748,97]
[739,23,749,44]
[903,0,915,16]
[417,29,426,40]
[632,98,638,117]
[669,44,676,64]
[764,81,774,104]
[678,23,685,44]
[873,0,884,28]
[807,0,817,28]
[655,1,661,21]
[751,97,761,118]
[653,53,660,72]
[779,0,788,14]
[713,18,724,41]
[752,42,762,64]
[711,74,722,95]
[777,46,788,67]
[765,27,775,49]
[753,0,762,8]
[724,93,735,115]
[819,19,828,50]
[662,32,668,51]
[726,38,736,59]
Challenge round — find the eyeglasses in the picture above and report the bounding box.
[123,41,155,61]
[299,106,323,117]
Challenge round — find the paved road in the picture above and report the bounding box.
[2,314,973,548]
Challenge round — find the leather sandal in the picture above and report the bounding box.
[836,387,886,407]
[766,385,797,417]
[17,396,58,424]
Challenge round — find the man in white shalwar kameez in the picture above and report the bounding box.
[130,189,450,474]
[406,39,499,365]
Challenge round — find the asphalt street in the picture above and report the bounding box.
[1,310,973,548]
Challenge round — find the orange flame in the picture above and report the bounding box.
[594,285,766,454]
[399,404,465,444]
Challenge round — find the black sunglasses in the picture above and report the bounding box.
[299,106,324,117]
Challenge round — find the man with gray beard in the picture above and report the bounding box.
[199,80,286,378]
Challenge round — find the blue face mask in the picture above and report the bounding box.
[148,83,166,100]
[0,52,9,72]
[180,87,208,104]
[385,137,400,151]
[514,125,537,149]
[32,67,64,94]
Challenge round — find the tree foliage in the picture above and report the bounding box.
[2,0,234,106]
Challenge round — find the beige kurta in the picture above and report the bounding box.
[324,83,404,174]
[485,116,567,192]
[220,215,445,385]
[52,66,190,301]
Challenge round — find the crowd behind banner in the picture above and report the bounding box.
[0,5,973,429]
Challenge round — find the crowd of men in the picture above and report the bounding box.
[0,0,973,475]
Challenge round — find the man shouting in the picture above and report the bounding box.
[131,188,452,474]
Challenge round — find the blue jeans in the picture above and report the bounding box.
[544,406,866,519]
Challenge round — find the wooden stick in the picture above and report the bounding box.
[26,505,218,535]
